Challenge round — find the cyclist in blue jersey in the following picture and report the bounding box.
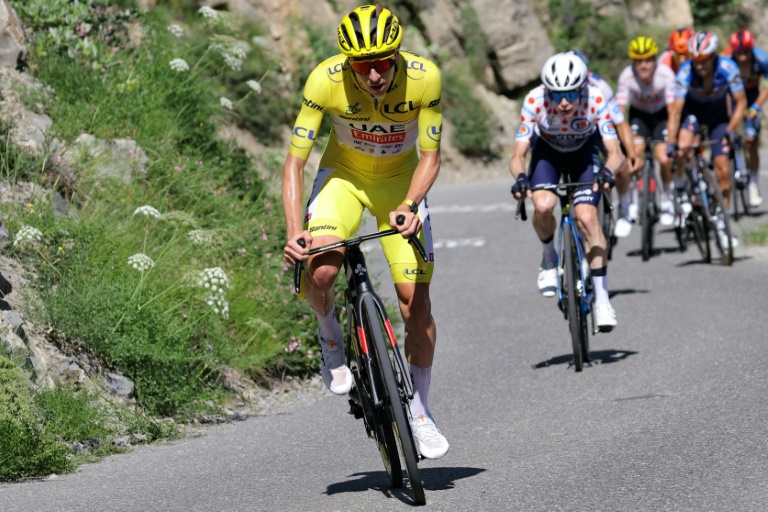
[666,31,747,247]
[723,29,768,207]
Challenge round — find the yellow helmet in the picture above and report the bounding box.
[337,5,402,59]
[628,36,659,59]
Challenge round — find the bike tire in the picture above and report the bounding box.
[362,295,426,505]
[688,206,711,263]
[700,169,734,266]
[348,301,403,489]
[640,160,654,262]
[599,200,616,261]
[562,222,584,372]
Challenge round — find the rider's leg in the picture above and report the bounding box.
[532,190,558,265]
[304,169,364,394]
[304,242,344,338]
[395,282,436,417]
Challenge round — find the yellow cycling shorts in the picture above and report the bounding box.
[304,167,434,285]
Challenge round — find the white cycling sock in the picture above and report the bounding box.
[592,275,610,307]
[750,170,760,189]
[316,307,343,342]
[619,192,630,218]
[541,239,557,268]
[409,364,431,420]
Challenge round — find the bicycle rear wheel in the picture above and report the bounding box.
[562,222,584,372]
[640,160,656,262]
[362,295,425,505]
[700,169,734,266]
[730,147,750,221]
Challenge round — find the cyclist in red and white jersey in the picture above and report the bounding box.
[510,52,624,331]
[660,28,693,75]
[616,36,677,227]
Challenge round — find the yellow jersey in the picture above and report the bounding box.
[288,51,443,179]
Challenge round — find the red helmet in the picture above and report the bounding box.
[730,29,755,52]
[668,28,693,55]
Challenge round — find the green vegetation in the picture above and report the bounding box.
[442,62,494,157]
[1,0,324,477]
[459,6,490,83]
[743,222,768,245]
[690,0,740,26]
[547,0,627,81]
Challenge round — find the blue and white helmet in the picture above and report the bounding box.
[541,52,588,91]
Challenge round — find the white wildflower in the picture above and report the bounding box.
[223,53,242,72]
[219,97,233,110]
[246,80,262,94]
[198,6,219,20]
[251,36,268,48]
[167,24,184,37]
[128,253,155,272]
[13,225,43,248]
[188,229,218,246]
[196,267,230,318]
[133,205,161,218]
[169,58,190,72]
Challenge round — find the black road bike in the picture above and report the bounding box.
[727,133,751,221]
[671,141,734,266]
[638,140,663,262]
[294,216,429,505]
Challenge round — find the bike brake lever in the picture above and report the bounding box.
[294,239,306,294]
[515,197,527,221]
[396,214,429,263]
[601,190,614,212]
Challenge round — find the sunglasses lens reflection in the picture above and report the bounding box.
[349,58,394,74]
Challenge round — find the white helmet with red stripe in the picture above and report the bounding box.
[688,31,719,61]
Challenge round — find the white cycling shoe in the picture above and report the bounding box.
[319,333,353,395]
[410,414,449,460]
[594,303,617,333]
[614,217,633,238]
[538,263,558,298]
[659,200,675,227]
[749,188,763,207]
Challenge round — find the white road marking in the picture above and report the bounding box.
[429,203,517,214]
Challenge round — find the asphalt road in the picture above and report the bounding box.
[2,178,768,512]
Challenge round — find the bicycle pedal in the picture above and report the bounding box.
[348,399,364,420]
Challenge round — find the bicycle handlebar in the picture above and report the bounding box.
[293,214,428,293]
[514,181,613,222]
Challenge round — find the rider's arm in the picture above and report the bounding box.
[666,97,685,145]
[509,140,530,180]
[602,138,625,175]
[282,66,328,261]
[282,153,308,239]
[727,90,748,131]
[616,121,637,170]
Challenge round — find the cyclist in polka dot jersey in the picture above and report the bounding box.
[510,52,625,331]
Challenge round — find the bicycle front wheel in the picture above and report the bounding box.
[700,170,734,266]
[362,295,425,505]
[348,300,403,489]
[562,222,584,372]
[640,160,656,262]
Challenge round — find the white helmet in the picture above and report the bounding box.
[541,52,588,91]
[688,31,719,61]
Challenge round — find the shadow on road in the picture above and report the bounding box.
[608,288,649,299]
[532,349,638,370]
[325,466,486,504]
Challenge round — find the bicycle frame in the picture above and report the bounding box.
[556,202,595,330]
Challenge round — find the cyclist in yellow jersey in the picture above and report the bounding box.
[282,4,448,460]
